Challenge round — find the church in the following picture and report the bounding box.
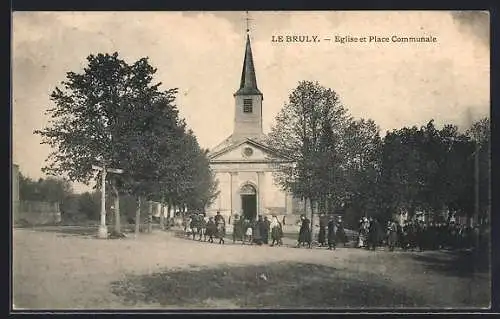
[206,32,300,223]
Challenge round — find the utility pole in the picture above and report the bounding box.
[92,165,124,239]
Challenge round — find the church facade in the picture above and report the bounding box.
[206,34,299,222]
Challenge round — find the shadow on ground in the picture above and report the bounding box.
[410,249,490,277]
[110,262,428,309]
[22,225,139,239]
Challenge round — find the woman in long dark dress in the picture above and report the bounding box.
[270,215,283,246]
[367,218,382,250]
[206,217,217,243]
[327,215,337,250]
[297,215,311,248]
[262,216,270,245]
[232,215,244,243]
[335,217,348,247]
[253,216,263,245]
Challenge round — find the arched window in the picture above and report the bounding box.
[240,184,256,195]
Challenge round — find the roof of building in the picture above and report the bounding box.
[207,135,270,160]
[234,35,262,97]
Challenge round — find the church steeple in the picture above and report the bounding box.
[232,12,264,141]
[234,34,262,97]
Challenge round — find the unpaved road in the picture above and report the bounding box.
[12,228,490,310]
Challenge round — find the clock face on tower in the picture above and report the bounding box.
[243,147,254,157]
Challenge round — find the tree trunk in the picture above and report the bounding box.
[167,199,172,220]
[325,195,330,214]
[160,199,165,231]
[309,197,315,244]
[303,198,307,217]
[148,201,153,233]
[321,195,327,215]
[135,196,141,236]
[113,184,121,234]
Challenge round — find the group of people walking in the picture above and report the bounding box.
[296,214,348,250]
[185,210,478,253]
[185,211,226,244]
[357,216,480,252]
[232,214,284,246]
[185,212,285,247]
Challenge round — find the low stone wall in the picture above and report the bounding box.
[15,201,61,226]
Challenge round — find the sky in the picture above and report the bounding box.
[12,11,490,193]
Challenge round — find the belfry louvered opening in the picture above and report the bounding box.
[243,99,253,113]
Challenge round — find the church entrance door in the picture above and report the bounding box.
[240,184,257,221]
[241,194,257,221]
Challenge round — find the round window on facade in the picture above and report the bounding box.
[243,147,253,157]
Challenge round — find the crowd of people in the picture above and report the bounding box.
[184,211,285,246]
[296,214,348,250]
[357,216,481,252]
[231,214,284,246]
[183,211,481,252]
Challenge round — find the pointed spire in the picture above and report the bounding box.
[235,33,262,96]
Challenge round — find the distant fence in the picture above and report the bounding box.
[14,200,61,226]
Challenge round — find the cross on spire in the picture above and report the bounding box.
[235,11,262,97]
[245,11,252,34]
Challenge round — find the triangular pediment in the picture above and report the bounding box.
[209,138,290,162]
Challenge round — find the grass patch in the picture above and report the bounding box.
[110,262,427,309]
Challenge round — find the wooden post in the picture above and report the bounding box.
[98,167,107,238]
[92,165,123,239]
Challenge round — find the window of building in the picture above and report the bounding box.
[243,99,253,113]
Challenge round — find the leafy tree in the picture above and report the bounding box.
[77,191,101,221]
[19,174,73,203]
[378,119,482,223]
[266,81,351,234]
[341,119,383,225]
[35,52,181,235]
[466,117,490,223]
[176,131,219,213]
[112,91,183,235]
